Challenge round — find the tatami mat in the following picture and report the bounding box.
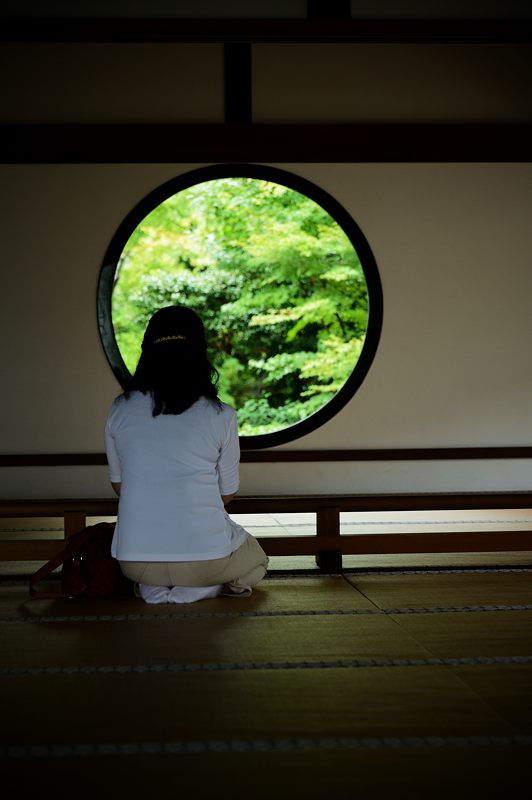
[345,571,532,608]
[0,575,374,618]
[387,611,532,657]
[1,612,434,668]
[452,664,532,730]
[5,745,532,800]
[1,664,519,747]
[2,570,532,798]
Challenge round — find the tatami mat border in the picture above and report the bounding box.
[3,604,532,625]
[348,567,532,575]
[2,654,532,677]
[3,735,532,760]
[263,568,532,578]
[2,567,532,586]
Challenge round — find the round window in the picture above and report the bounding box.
[98,165,382,449]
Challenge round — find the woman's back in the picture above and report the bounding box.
[105,392,244,562]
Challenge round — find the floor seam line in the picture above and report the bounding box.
[3,734,532,759]
[3,604,532,624]
[3,655,531,676]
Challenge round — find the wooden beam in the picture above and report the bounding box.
[63,511,88,539]
[316,506,340,539]
[337,531,532,554]
[2,18,531,44]
[258,531,532,556]
[0,540,65,560]
[307,0,351,20]
[224,43,252,125]
[240,447,532,462]
[2,446,532,467]
[0,499,119,517]
[2,499,532,561]
[0,453,108,466]
[229,493,532,513]
[2,123,532,164]
[254,531,532,556]
[258,535,339,556]
[2,530,531,562]
[1,492,532,520]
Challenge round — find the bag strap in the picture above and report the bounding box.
[29,525,100,599]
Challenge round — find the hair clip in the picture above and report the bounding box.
[153,335,187,344]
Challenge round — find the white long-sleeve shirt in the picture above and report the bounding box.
[104,392,247,561]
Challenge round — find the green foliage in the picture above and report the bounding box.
[112,177,369,436]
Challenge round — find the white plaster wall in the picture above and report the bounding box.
[1,162,531,497]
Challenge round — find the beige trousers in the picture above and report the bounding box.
[119,533,268,592]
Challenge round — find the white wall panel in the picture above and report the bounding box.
[1,162,531,496]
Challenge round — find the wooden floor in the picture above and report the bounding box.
[1,560,532,798]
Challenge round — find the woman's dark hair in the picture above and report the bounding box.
[126,306,221,416]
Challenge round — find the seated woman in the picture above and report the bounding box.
[104,305,268,604]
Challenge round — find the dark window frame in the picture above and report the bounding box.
[97,163,383,449]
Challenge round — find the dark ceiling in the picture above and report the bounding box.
[1,0,531,18]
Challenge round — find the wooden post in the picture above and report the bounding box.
[315,506,342,571]
[63,511,87,539]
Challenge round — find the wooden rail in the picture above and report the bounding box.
[2,446,532,465]
[1,493,532,567]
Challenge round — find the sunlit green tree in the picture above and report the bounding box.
[112,178,368,435]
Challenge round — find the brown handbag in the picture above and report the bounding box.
[30,522,133,599]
